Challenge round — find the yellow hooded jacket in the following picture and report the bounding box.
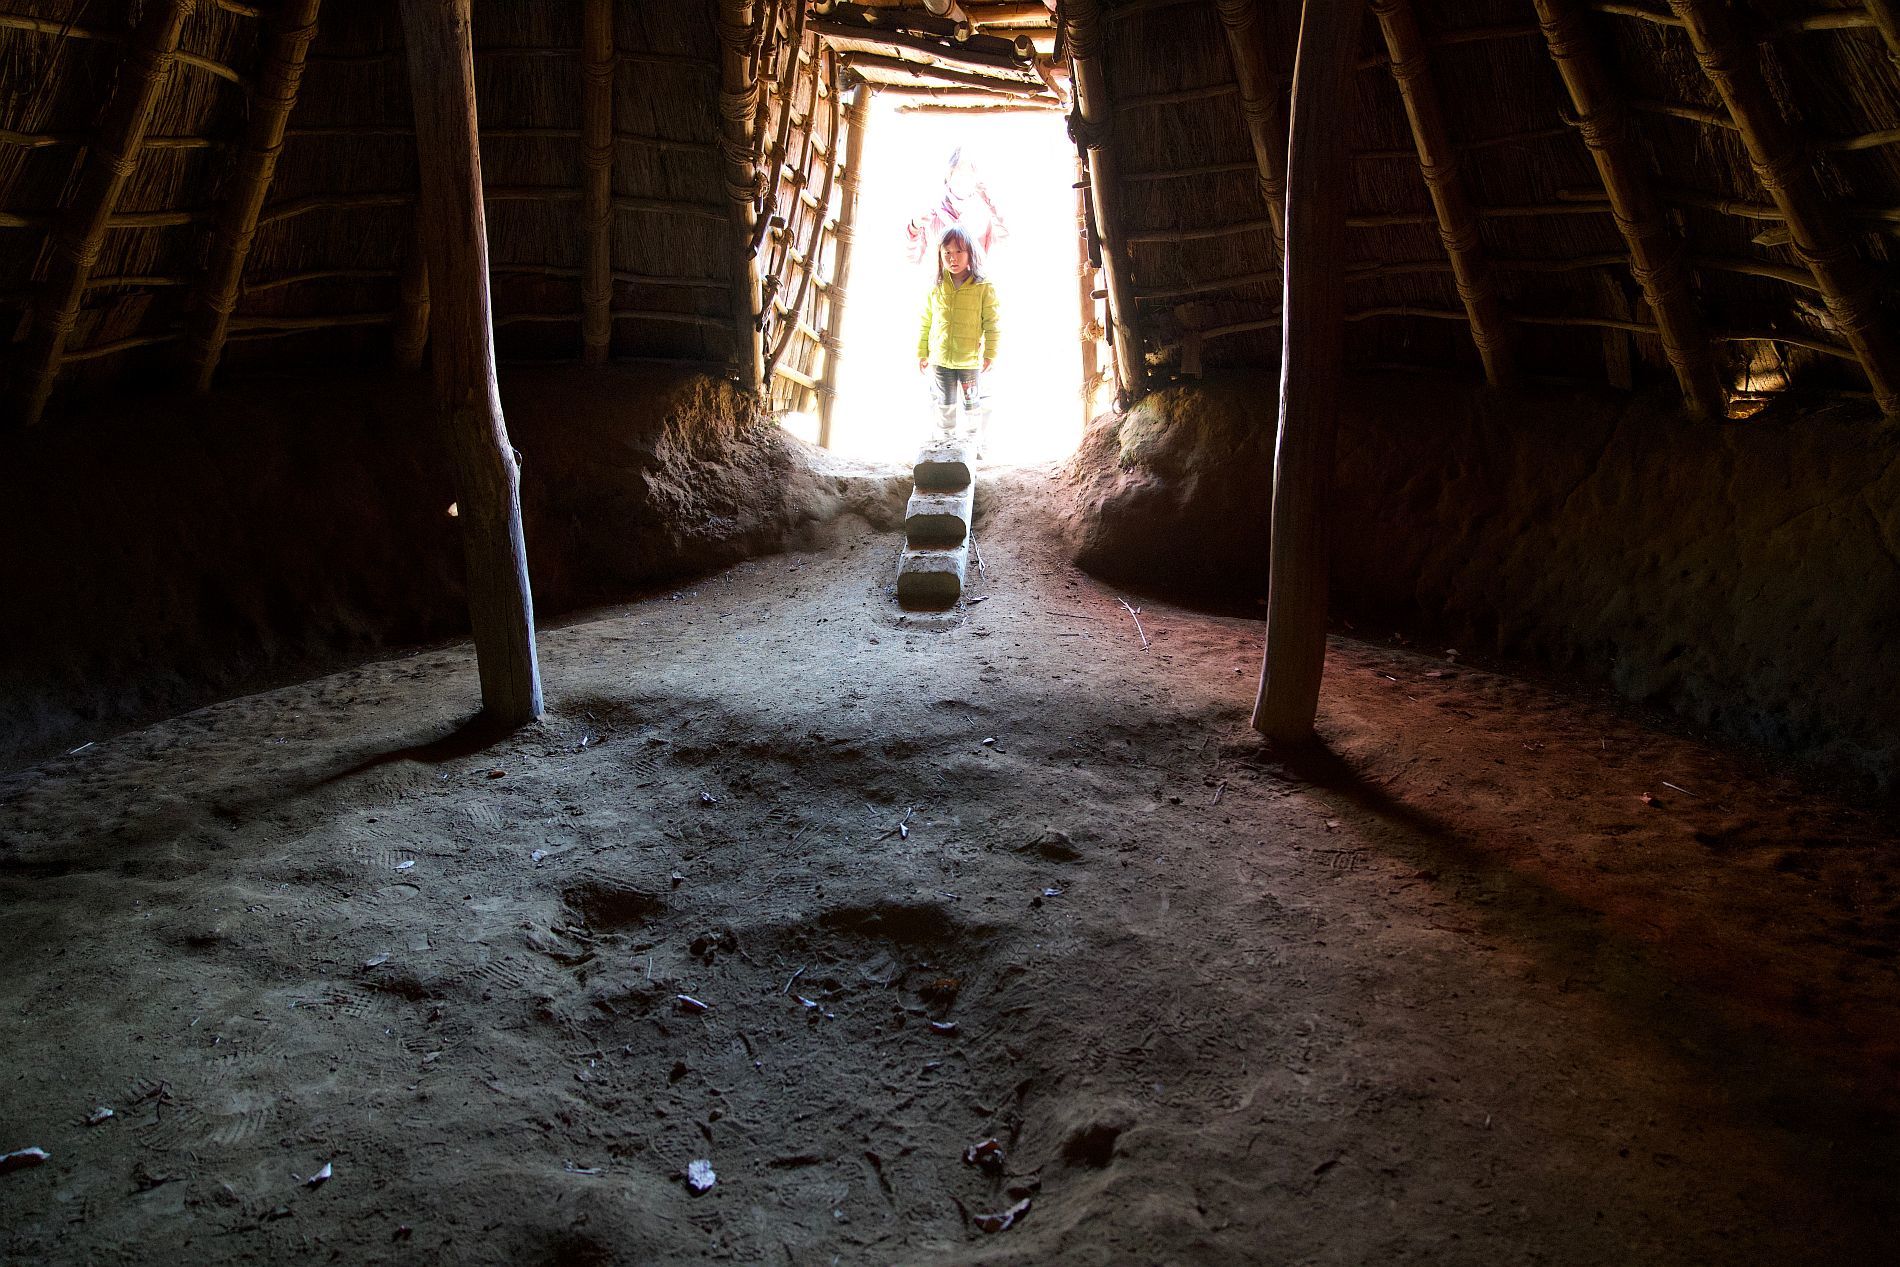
[917,270,1000,370]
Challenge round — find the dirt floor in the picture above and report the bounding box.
[2,467,1897,1265]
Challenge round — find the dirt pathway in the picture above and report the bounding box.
[2,468,1894,1265]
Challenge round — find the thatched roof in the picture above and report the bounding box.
[3,0,1896,421]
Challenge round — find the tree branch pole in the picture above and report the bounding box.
[1371,0,1516,387]
[1252,0,1359,744]
[719,0,765,393]
[399,0,543,725]
[580,0,614,365]
[1214,0,1289,263]
[19,0,196,425]
[815,76,870,449]
[1064,0,1144,400]
[1534,0,1725,416]
[1666,0,1900,415]
[188,0,322,393]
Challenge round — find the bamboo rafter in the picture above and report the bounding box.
[1535,0,1725,415]
[1666,0,1900,414]
[1869,1,1900,64]
[580,0,614,365]
[1371,0,1517,386]
[0,13,240,82]
[19,0,197,426]
[816,78,870,448]
[1356,22,1542,70]
[765,48,843,392]
[187,0,323,395]
[1066,0,1145,399]
[762,28,824,289]
[752,0,812,257]
[845,52,1045,96]
[1214,0,1288,262]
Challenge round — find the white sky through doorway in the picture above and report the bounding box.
[816,98,1084,465]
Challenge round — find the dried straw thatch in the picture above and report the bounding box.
[0,0,1895,421]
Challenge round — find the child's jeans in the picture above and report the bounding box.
[926,365,982,436]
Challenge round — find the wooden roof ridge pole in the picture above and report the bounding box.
[1533,0,1725,416]
[1370,0,1517,387]
[1213,0,1289,263]
[187,0,323,394]
[765,48,841,393]
[18,0,196,425]
[399,0,543,724]
[815,77,870,449]
[718,0,765,394]
[1667,0,1900,414]
[1252,0,1359,744]
[1065,0,1144,400]
[579,0,614,365]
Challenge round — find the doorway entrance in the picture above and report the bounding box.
[815,97,1085,465]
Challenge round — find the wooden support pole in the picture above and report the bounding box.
[1666,0,1900,414]
[1214,0,1290,264]
[1371,0,1517,387]
[18,0,195,425]
[1252,0,1358,745]
[187,0,321,394]
[1534,0,1726,416]
[399,0,543,725]
[1065,0,1144,400]
[393,213,432,368]
[719,0,766,393]
[1076,154,1102,428]
[815,78,870,449]
[580,0,614,365]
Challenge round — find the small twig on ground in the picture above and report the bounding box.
[875,806,915,842]
[972,543,989,582]
[782,965,805,996]
[1118,598,1151,650]
[1659,780,1700,798]
[1047,610,1101,621]
[1212,781,1227,806]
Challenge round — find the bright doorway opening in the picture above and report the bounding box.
[803,97,1085,465]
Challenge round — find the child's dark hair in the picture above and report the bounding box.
[936,225,987,283]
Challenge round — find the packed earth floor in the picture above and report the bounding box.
[2,470,1896,1265]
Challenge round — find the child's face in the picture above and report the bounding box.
[940,239,970,277]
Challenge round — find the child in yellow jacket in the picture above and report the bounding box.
[917,226,1000,444]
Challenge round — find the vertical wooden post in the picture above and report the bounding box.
[815,76,869,449]
[400,0,543,725]
[1214,0,1289,264]
[393,215,431,369]
[1667,0,1900,415]
[187,0,322,394]
[1075,154,1101,429]
[1534,0,1725,416]
[1251,0,1358,744]
[580,0,614,366]
[19,0,196,425]
[1371,0,1516,388]
[718,0,765,393]
[1065,0,1144,400]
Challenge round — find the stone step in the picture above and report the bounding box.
[913,436,974,492]
[905,483,975,546]
[896,541,970,610]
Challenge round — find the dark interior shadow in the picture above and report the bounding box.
[310,710,519,788]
